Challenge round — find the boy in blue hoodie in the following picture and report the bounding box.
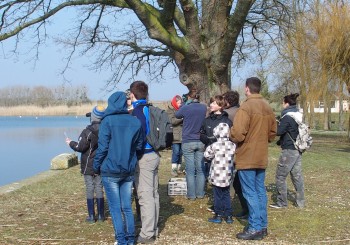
[93,91,144,245]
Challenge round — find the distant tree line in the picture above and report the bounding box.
[0,85,91,107]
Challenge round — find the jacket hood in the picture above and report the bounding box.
[103,91,128,117]
[281,105,298,116]
[213,122,230,140]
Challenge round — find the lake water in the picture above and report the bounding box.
[0,116,89,187]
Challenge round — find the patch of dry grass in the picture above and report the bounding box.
[0,132,349,244]
[0,104,107,116]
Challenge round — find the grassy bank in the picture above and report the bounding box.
[0,132,349,244]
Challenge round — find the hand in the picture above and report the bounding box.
[65,138,71,145]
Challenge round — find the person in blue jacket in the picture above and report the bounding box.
[93,91,144,245]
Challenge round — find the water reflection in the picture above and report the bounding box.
[0,116,88,186]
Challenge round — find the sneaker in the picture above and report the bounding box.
[171,168,178,177]
[224,215,234,224]
[136,235,155,244]
[208,214,222,224]
[269,203,286,209]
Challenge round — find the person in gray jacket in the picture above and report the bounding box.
[167,95,183,177]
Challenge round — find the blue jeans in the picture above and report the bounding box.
[171,143,182,164]
[102,176,134,245]
[182,141,205,199]
[213,185,232,217]
[238,169,267,232]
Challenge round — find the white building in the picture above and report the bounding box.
[313,99,349,113]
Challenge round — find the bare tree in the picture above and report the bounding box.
[0,0,291,102]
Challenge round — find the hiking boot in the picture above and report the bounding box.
[208,214,222,224]
[236,230,263,240]
[136,235,155,244]
[171,168,178,177]
[269,203,286,209]
[224,215,234,224]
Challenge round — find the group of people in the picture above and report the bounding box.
[65,77,306,244]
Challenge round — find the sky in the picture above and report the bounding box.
[0,39,189,101]
[0,7,250,102]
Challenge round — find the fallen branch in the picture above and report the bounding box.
[317,238,350,243]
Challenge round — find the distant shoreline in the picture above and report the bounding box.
[0,101,168,116]
[0,104,106,116]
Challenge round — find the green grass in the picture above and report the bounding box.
[0,131,349,244]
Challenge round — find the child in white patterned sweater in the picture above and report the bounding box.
[204,122,236,224]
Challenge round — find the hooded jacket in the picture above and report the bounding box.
[277,105,299,150]
[204,123,236,187]
[93,92,144,177]
[69,122,100,175]
[200,111,232,147]
[230,94,277,170]
[167,103,183,143]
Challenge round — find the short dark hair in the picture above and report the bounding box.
[130,81,148,100]
[223,90,239,107]
[210,95,226,111]
[246,77,261,94]
[284,93,299,106]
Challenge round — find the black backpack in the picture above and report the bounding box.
[146,104,173,151]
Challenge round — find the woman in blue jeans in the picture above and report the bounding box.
[93,91,144,245]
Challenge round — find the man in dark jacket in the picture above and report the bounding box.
[66,105,105,223]
[93,91,144,245]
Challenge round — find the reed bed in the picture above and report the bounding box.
[0,104,107,116]
[0,101,168,116]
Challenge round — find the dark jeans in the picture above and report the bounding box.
[213,185,232,217]
[171,143,182,164]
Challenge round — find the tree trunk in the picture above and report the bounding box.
[176,55,230,103]
[339,97,344,131]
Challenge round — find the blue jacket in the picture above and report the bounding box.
[93,92,144,177]
[277,105,299,150]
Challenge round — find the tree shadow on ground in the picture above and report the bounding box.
[157,183,185,234]
[266,183,298,206]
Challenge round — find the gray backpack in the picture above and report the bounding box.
[285,112,313,153]
[146,105,173,151]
